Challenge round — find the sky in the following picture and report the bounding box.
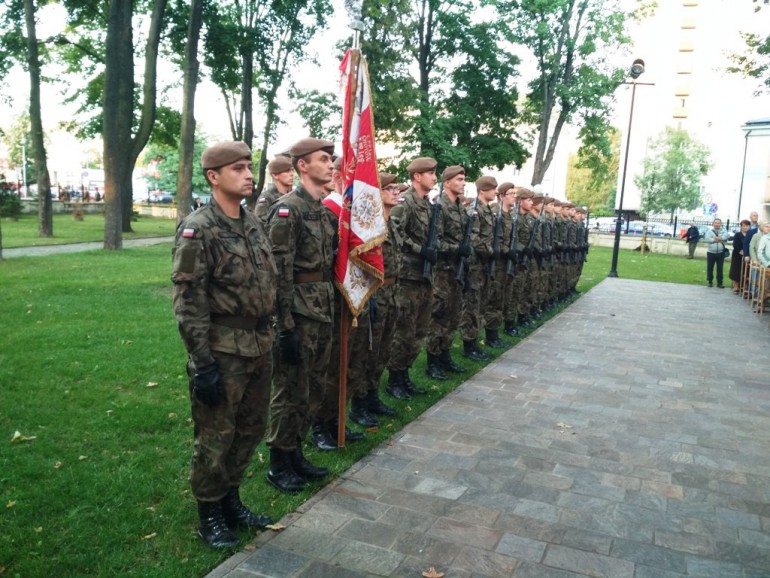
[1,0,769,219]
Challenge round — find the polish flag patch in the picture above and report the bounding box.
[277,207,290,217]
[257,197,267,203]
[182,228,195,238]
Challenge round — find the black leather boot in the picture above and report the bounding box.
[485,328,507,348]
[425,352,448,380]
[289,447,329,480]
[349,395,379,427]
[518,314,535,329]
[386,369,411,400]
[463,339,488,361]
[220,487,273,529]
[328,419,364,442]
[310,422,338,451]
[439,349,466,373]
[403,368,426,395]
[366,388,396,416]
[197,500,240,549]
[266,448,306,493]
[503,320,519,337]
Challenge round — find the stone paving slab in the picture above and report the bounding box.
[208,278,770,577]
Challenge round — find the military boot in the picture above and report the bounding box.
[503,320,519,337]
[328,418,364,443]
[349,395,378,427]
[425,352,448,380]
[463,339,489,362]
[266,448,306,493]
[221,487,273,529]
[518,314,535,329]
[197,500,240,549]
[485,328,507,348]
[385,369,411,400]
[403,368,426,395]
[289,446,329,480]
[310,422,338,451]
[439,349,466,373]
[366,388,396,416]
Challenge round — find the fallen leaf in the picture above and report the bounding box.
[35,527,43,533]
[0,565,6,573]
[142,533,157,540]
[556,422,572,429]
[106,410,113,415]
[386,423,394,430]
[54,461,62,469]
[257,452,264,464]
[147,506,157,512]
[422,567,445,578]
[123,340,134,346]
[147,382,158,388]
[6,501,16,509]
[243,544,257,551]
[265,523,285,531]
[78,455,88,461]
[387,440,395,446]
[168,413,177,419]
[11,431,36,443]
[246,471,253,478]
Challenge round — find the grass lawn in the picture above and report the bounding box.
[0,244,707,577]
[1,214,177,248]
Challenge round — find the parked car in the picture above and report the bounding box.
[148,192,174,204]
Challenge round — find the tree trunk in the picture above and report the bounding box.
[24,0,52,238]
[241,49,254,148]
[103,0,134,250]
[175,0,205,224]
[251,93,277,209]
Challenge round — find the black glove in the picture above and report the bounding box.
[420,245,437,264]
[278,328,302,366]
[193,364,224,406]
[457,243,472,258]
[524,247,533,257]
[368,296,379,324]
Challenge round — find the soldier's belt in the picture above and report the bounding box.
[382,277,397,286]
[293,271,332,283]
[211,314,271,331]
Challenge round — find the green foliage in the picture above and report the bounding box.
[291,88,341,141]
[142,135,210,195]
[566,125,620,211]
[727,0,770,94]
[0,184,23,219]
[635,126,711,218]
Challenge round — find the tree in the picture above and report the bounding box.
[727,0,770,94]
[635,127,711,220]
[142,137,209,196]
[292,89,342,142]
[565,125,620,211]
[488,0,652,185]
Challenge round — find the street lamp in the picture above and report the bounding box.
[609,59,651,278]
[21,136,28,198]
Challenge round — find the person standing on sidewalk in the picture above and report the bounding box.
[682,222,700,259]
[705,218,727,288]
[171,141,276,549]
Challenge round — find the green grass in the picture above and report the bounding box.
[0,243,707,577]
[1,214,177,248]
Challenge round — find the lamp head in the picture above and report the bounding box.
[630,58,645,80]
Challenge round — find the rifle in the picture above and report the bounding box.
[488,199,504,277]
[523,202,544,268]
[455,195,478,290]
[422,185,442,281]
[505,197,519,278]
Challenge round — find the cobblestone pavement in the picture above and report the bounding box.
[2,236,174,258]
[209,278,770,578]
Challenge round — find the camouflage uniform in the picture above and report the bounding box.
[513,211,535,319]
[267,185,336,451]
[483,204,506,333]
[254,184,282,223]
[171,199,276,501]
[500,209,517,328]
[388,187,436,372]
[460,201,493,341]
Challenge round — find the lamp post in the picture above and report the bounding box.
[609,59,649,278]
[21,136,28,198]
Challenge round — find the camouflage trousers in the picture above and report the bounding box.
[267,314,332,451]
[460,264,486,341]
[388,279,432,371]
[349,283,398,394]
[188,350,272,501]
[484,268,507,330]
[426,268,463,355]
[513,262,532,316]
[317,297,371,422]
[503,264,519,322]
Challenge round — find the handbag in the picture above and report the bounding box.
[722,243,730,259]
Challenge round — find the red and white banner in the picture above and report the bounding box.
[336,48,386,320]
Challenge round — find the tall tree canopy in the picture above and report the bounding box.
[635,126,711,220]
[565,126,620,212]
[727,0,770,94]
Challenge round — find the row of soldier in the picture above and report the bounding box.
[171,138,589,549]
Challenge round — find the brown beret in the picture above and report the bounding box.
[475,176,498,192]
[379,172,397,188]
[514,187,533,199]
[543,196,555,205]
[396,183,409,192]
[498,182,514,195]
[267,156,293,174]
[532,194,545,205]
[289,137,335,159]
[406,157,438,175]
[441,165,465,182]
[201,141,251,169]
[333,156,343,170]
[552,200,562,208]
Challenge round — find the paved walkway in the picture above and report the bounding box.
[210,278,770,578]
[1,236,174,258]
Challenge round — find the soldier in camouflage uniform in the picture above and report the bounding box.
[460,176,498,359]
[347,173,401,422]
[482,189,509,348]
[254,155,293,222]
[425,165,470,380]
[511,187,536,328]
[172,142,276,549]
[525,194,545,320]
[386,157,439,399]
[265,138,337,494]
[497,183,519,336]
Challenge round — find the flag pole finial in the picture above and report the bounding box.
[344,0,364,47]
